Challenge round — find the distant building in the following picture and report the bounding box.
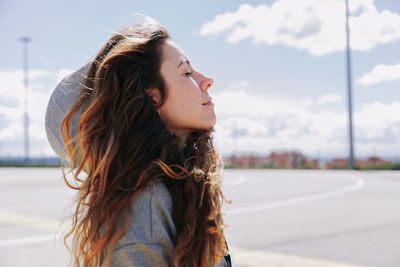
[264,151,319,169]
[325,158,349,169]
[223,151,319,169]
[224,155,264,169]
[359,157,391,168]
[325,156,391,169]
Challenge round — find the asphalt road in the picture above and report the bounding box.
[0,168,399,267]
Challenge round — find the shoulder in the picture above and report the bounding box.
[117,181,176,247]
[111,182,176,266]
[107,181,176,266]
[130,181,173,224]
[143,180,173,209]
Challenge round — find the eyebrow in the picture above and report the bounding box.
[177,60,190,69]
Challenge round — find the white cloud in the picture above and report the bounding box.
[0,69,70,157]
[298,98,314,107]
[200,0,400,56]
[213,86,400,158]
[317,93,343,104]
[2,68,399,159]
[357,63,400,85]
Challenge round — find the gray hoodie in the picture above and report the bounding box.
[45,64,232,266]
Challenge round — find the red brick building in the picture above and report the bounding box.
[224,151,319,169]
[325,157,391,169]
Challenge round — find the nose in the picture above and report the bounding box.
[198,73,213,92]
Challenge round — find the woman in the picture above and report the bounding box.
[45,17,232,267]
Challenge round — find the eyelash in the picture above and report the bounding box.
[185,71,193,77]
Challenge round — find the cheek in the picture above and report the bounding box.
[159,86,201,125]
[169,80,200,107]
[165,93,199,117]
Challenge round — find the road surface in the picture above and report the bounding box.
[0,168,399,266]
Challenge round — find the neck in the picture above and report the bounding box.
[167,126,189,145]
[175,131,188,150]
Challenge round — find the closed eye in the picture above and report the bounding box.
[185,71,193,77]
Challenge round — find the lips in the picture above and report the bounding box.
[202,98,213,105]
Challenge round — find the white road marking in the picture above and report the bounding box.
[231,246,369,267]
[226,178,364,215]
[0,210,64,232]
[0,234,60,246]
[0,210,69,247]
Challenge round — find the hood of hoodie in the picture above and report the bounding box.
[45,63,91,160]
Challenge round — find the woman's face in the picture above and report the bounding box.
[157,40,216,138]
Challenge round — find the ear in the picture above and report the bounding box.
[147,88,161,106]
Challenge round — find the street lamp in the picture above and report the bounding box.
[344,0,356,169]
[20,37,31,164]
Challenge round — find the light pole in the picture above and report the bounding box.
[344,0,355,169]
[20,37,31,164]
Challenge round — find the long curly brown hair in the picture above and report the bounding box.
[60,19,228,267]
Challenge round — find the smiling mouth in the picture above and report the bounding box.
[202,98,213,106]
[203,101,214,107]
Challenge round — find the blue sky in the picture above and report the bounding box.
[0,0,399,161]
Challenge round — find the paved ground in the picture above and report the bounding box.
[0,168,399,266]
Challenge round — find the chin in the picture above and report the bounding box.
[204,118,216,130]
[188,115,216,132]
[209,113,217,127]
[194,122,216,132]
